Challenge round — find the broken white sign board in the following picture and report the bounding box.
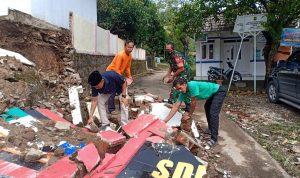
[150,103,182,127]
[68,86,83,125]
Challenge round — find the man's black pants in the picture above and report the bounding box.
[204,86,226,142]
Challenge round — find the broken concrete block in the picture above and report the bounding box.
[0,160,37,178]
[146,136,164,143]
[146,119,170,138]
[97,130,126,146]
[94,131,152,177]
[25,148,44,162]
[77,143,100,172]
[37,156,78,178]
[133,95,155,106]
[122,114,157,137]
[84,153,115,178]
[55,121,71,130]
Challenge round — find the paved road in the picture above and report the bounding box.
[133,70,291,178]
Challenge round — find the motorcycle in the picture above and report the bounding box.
[207,61,242,82]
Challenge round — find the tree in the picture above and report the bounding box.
[97,0,166,55]
[195,0,300,85]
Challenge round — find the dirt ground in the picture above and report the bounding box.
[223,89,300,177]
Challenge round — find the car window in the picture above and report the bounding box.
[288,52,300,69]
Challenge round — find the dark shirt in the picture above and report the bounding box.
[91,71,125,97]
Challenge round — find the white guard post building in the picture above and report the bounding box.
[194,15,266,81]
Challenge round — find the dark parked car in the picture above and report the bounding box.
[267,50,300,109]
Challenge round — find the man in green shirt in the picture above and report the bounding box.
[163,77,226,148]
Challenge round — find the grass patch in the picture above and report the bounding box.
[248,122,300,177]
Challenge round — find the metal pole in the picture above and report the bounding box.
[254,33,257,94]
[228,33,249,92]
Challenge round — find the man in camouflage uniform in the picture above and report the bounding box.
[163,43,192,110]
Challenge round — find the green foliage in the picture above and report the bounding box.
[97,0,166,55]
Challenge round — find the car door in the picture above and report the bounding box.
[277,52,299,98]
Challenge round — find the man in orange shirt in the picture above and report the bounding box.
[106,40,134,115]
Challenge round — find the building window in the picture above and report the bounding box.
[230,46,234,60]
[202,45,207,59]
[209,44,214,59]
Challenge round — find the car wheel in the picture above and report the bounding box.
[267,81,279,103]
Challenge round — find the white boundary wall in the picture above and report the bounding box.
[1,0,97,29]
[72,12,146,60]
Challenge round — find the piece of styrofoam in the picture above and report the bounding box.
[150,103,182,127]
[68,86,83,125]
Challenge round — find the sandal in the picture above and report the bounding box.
[205,139,217,150]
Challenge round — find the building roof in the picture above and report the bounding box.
[202,15,233,32]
